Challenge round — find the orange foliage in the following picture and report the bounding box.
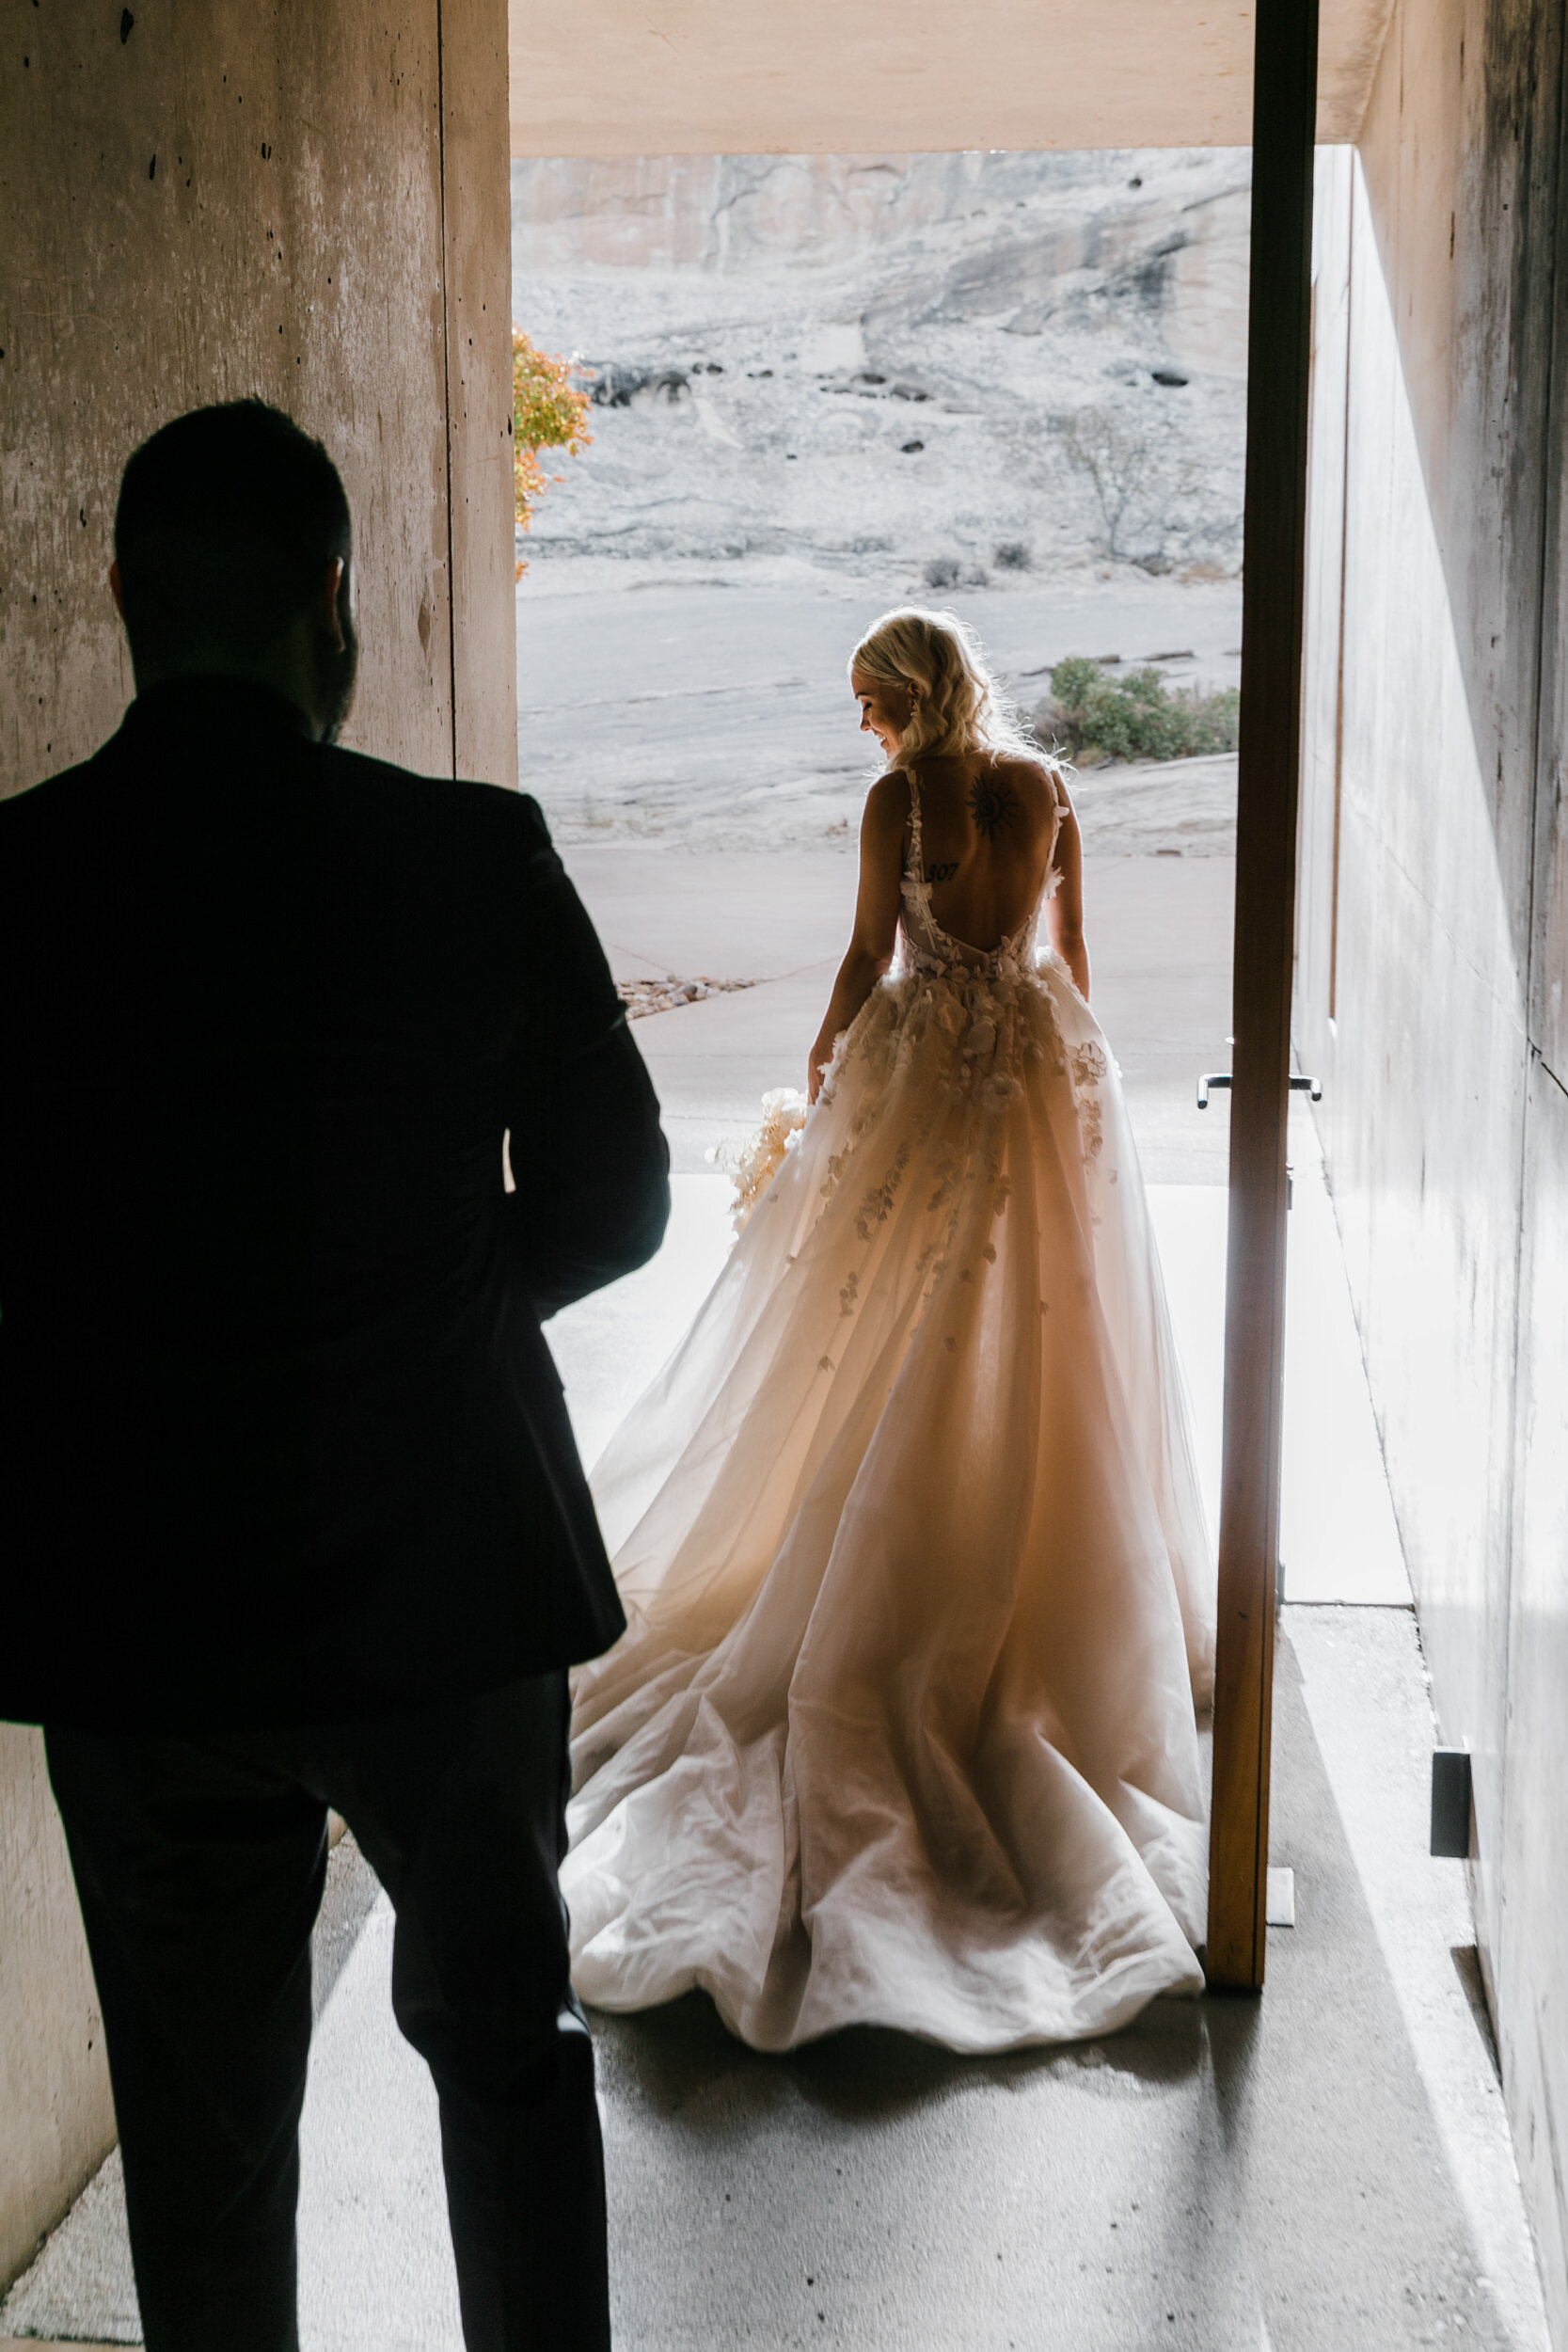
[514,328,594,579]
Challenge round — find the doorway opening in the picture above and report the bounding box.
[514,148,1249,1477]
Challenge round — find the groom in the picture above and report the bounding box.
[0,401,669,2350]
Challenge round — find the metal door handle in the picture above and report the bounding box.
[1196,1072,1322,1109]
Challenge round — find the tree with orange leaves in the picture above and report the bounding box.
[514,328,594,578]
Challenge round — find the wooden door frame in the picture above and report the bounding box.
[1206,0,1322,1989]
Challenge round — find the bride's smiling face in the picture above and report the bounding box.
[852,668,914,757]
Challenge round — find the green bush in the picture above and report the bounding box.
[1038,658,1240,763]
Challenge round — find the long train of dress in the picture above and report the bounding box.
[562,793,1216,2052]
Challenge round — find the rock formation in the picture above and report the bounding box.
[510,148,1250,580]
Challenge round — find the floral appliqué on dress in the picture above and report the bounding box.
[1070,1040,1108,1165]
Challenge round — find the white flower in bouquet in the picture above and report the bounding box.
[715,1088,808,1233]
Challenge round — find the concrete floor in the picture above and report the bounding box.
[2,836,1550,2350]
[5,1612,1545,2350]
[585,1605,1544,2352]
[564,844,1239,1183]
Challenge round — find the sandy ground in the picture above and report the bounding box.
[560,842,1238,1182]
[518,566,1241,849]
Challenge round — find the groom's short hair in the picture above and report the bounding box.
[114,400,351,665]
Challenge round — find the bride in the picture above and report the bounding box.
[562,607,1215,2053]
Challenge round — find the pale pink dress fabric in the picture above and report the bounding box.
[562,770,1215,2052]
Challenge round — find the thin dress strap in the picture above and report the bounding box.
[1043,763,1068,899]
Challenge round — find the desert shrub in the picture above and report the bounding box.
[924,555,960,590]
[993,541,1032,571]
[514,328,594,574]
[1037,658,1240,763]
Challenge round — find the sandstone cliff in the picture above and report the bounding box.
[511,147,1250,580]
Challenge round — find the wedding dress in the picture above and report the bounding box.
[562,771,1215,2052]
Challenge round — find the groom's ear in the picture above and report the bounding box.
[109,561,125,621]
[310,557,347,652]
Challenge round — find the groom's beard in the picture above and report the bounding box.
[314,600,359,745]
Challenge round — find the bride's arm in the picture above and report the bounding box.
[807,773,908,1103]
[1043,787,1091,1001]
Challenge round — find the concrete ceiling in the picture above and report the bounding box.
[509,0,1394,158]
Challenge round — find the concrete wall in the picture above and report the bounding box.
[1297,7,1567,2333]
[0,1731,114,2295]
[509,0,1397,156]
[1,0,516,800]
[0,0,514,2287]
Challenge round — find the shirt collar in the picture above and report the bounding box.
[120,675,318,744]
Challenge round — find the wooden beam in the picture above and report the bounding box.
[1206,0,1321,1992]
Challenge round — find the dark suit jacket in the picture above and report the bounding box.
[0,678,669,1727]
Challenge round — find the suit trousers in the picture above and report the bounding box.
[44,1673,610,2352]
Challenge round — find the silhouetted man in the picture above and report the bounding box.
[0,400,669,2352]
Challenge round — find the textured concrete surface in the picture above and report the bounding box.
[4,1,515,804]
[8,1612,1546,2349]
[585,1609,1547,2350]
[1296,31,1568,2326]
[0,1729,115,2298]
[507,0,1392,159]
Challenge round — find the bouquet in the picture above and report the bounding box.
[714,1087,808,1233]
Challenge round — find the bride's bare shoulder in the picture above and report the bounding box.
[991,751,1067,800]
[863,768,915,827]
[972,753,1066,837]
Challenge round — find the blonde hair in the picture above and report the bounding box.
[849,606,1042,772]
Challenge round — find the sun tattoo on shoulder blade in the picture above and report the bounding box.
[968,771,1017,840]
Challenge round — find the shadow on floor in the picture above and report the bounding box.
[1,1623,1544,2350]
[588,1624,1537,2352]
[596,1982,1210,2132]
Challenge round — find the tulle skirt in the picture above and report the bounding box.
[563,943,1215,2052]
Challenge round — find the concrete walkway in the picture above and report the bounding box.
[3,839,1548,2350]
[5,1604,1545,2349]
[559,830,1238,1183]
